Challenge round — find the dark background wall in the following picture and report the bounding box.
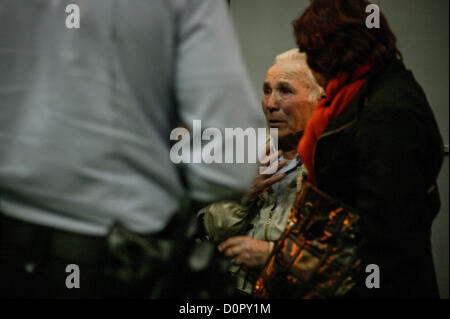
[229,0,449,298]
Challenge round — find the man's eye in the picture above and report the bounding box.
[263,88,271,94]
[280,87,292,94]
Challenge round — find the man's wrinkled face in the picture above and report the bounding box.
[262,61,315,141]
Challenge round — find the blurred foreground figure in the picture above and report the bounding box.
[255,0,444,298]
[0,0,264,298]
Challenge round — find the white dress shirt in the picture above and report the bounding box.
[0,0,265,235]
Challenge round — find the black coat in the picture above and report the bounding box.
[313,59,444,298]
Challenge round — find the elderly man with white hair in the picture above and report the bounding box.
[197,49,323,297]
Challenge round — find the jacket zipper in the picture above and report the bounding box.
[265,210,274,240]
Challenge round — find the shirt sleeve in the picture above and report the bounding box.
[174,0,266,202]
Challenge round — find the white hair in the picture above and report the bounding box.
[274,48,323,102]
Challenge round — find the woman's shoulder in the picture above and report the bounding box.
[364,60,429,114]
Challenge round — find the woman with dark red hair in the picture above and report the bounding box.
[278,0,443,298]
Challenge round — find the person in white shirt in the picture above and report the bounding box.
[0,0,265,298]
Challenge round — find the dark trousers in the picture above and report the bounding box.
[0,212,237,299]
[0,214,150,299]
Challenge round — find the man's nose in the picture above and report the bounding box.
[264,94,280,111]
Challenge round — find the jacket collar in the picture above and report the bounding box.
[320,82,366,135]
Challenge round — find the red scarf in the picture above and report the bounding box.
[298,63,372,184]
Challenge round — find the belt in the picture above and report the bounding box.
[0,214,106,266]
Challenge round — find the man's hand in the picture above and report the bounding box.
[218,236,271,268]
[246,145,287,202]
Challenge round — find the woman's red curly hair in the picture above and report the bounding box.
[293,0,401,78]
